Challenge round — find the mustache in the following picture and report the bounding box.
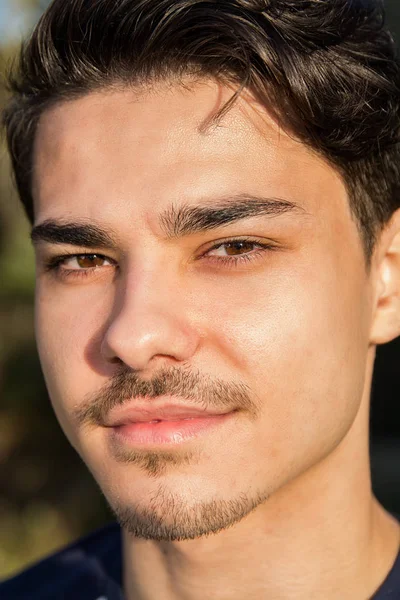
[73,367,259,427]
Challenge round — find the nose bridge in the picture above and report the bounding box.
[101,260,198,369]
[124,259,170,305]
[119,266,179,328]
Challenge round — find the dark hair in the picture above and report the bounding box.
[2,0,400,259]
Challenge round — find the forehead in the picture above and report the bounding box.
[32,79,350,229]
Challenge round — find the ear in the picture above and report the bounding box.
[370,209,400,345]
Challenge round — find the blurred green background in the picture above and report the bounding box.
[0,0,400,581]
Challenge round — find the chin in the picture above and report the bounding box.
[109,486,269,542]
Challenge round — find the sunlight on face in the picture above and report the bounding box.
[32,80,374,541]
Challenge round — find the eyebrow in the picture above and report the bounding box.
[31,221,118,249]
[30,194,303,247]
[160,194,303,238]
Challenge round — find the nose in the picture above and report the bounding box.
[100,272,200,372]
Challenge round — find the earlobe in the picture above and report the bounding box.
[370,209,400,345]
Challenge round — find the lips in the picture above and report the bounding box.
[104,403,230,427]
[104,402,235,449]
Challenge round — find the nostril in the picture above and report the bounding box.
[109,356,123,365]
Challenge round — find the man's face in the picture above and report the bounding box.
[32,80,374,540]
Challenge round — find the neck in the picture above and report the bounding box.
[122,356,400,600]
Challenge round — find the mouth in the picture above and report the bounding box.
[104,401,237,447]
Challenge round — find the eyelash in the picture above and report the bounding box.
[44,238,277,280]
[202,239,276,269]
[45,252,115,280]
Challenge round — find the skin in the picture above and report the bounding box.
[32,80,400,599]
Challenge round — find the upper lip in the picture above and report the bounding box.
[104,402,232,427]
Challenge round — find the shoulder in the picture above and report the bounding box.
[374,550,400,598]
[373,513,400,599]
[0,522,122,600]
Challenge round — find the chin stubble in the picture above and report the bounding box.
[111,486,270,542]
[76,366,264,540]
[109,443,201,477]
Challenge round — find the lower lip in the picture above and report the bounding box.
[110,413,234,446]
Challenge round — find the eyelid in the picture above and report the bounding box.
[198,236,278,257]
[195,237,279,272]
[60,254,113,269]
[43,252,117,272]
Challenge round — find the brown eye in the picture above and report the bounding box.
[202,238,274,268]
[76,254,106,268]
[223,241,256,256]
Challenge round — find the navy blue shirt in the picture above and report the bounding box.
[1,521,400,599]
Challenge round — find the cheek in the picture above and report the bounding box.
[34,282,110,428]
[201,258,370,452]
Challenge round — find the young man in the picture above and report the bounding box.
[1,0,400,598]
